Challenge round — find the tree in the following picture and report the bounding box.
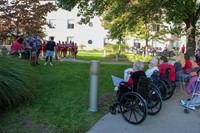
[57,0,200,56]
[0,0,16,40]
[58,0,169,55]
[0,0,57,40]
[160,0,200,56]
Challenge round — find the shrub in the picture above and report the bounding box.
[0,56,36,109]
[126,54,153,62]
[112,44,119,53]
[79,44,86,50]
[104,43,129,53]
[104,43,113,52]
[120,43,129,53]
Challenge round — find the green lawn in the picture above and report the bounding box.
[0,54,131,133]
[76,50,132,63]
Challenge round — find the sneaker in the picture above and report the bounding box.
[188,105,196,110]
[114,87,118,91]
[180,100,187,105]
[44,62,47,66]
[184,104,196,110]
[50,62,53,66]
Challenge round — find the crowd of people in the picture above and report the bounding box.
[9,35,41,66]
[54,41,78,60]
[117,52,199,93]
[4,35,79,66]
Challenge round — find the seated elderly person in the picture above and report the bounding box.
[158,56,175,82]
[145,58,159,77]
[183,53,192,74]
[115,60,146,92]
[124,67,133,81]
[173,52,188,82]
[189,56,198,77]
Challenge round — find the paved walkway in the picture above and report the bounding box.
[87,90,200,133]
[60,58,132,65]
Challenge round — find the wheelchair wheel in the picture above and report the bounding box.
[162,80,175,100]
[147,87,162,115]
[158,80,168,100]
[184,108,190,114]
[119,92,147,125]
[150,83,161,96]
[109,106,116,115]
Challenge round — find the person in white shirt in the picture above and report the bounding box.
[124,68,133,81]
[145,58,159,77]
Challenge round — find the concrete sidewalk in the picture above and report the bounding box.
[60,58,132,65]
[87,90,200,133]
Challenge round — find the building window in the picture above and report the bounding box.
[172,41,180,51]
[104,38,109,46]
[197,40,200,45]
[49,19,56,29]
[133,39,140,48]
[88,40,92,44]
[152,24,159,32]
[152,40,158,47]
[67,19,74,29]
[67,36,73,43]
[89,22,93,27]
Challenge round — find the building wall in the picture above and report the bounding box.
[43,6,108,50]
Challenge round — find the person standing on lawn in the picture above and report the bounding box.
[44,37,56,66]
[30,36,38,66]
[9,37,24,57]
[181,45,185,53]
[74,43,78,59]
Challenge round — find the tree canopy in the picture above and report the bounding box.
[57,0,200,56]
[0,0,57,40]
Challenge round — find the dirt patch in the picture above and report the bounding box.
[99,91,116,114]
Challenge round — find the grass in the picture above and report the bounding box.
[76,50,132,63]
[0,52,131,133]
[0,56,36,108]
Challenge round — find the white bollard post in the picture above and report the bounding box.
[103,49,106,57]
[116,53,119,61]
[88,60,100,112]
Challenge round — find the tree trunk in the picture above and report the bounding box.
[186,23,196,57]
[118,43,121,55]
[144,39,148,56]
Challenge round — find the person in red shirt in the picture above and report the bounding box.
[68,41,72,58]
[181,45,185,53]
[158,56,175,82]
[57,41,62,59]
[189,56,198,77]
[9,37,23,57]
[74,43,78,59]
[60,41,64,58]
[62,41,68,58]
[70,42,75,59]
[183,53,192,74]
[41,41,47,57]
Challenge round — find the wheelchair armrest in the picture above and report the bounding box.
[119,81,132,87]
[185,67,200,73]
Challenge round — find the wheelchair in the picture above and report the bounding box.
[151,70,169,100]
[160,67,175,100]
[109,76,162,125]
